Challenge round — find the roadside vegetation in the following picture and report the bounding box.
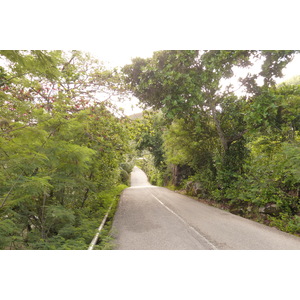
[124,50,300,236]
[0,51,134,249]
[1,50,300,249]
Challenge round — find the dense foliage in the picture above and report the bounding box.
[1,49,300,249]
[0,51,133,249]
[123,50,300,235]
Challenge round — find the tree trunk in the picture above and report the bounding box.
[211,105,229,152]
[172,164,179,186]
[81,172,93,208]
[81,188,89,208]
[41,193,47,239]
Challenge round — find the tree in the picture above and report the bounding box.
[122,50,297,152]
[0,50,131,249]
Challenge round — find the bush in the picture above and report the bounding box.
[269,213,300,235]
[45,205,76,235]
[0,219,21,249]
[120,169,129,185]
[120,162,134,174]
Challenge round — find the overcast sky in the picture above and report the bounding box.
[90,48,158,69]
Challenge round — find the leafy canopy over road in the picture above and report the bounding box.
[1,50,300,249]
[123,50,300,235]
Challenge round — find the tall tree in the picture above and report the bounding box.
[0,51,131,249]
[122,50,297,152]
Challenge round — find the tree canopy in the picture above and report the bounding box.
[0,50,134,249]
[1,49,300,248]
[124,50,300,235]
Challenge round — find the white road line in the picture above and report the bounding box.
[88,203,113,250]
[151,194,218,250]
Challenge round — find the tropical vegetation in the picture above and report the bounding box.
[123,50,300,235]
[1,50,300,249]
[0,50,134,249]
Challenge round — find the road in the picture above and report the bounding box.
[111,166,300,250]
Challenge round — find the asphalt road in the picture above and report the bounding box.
[111,166,300,250]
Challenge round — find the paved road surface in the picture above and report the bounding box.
[112,166,300,250]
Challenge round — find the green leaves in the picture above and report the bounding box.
[21,176,53,197]
[46,205,75,232]
[123,50,300,229]
[0,219,21,249]
[0,50,133,249]
[282,142,300,181]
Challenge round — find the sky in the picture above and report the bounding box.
[278,53,300,82]
[89,49,159,115]
[90,48,158,69]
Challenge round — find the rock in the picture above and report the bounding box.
[185,181,193,193]
[185,181,204,197]
[230,207,245,216]
[259,203,279,216]
[193,182,202,196]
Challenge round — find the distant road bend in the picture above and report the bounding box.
[112,166,300,250]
